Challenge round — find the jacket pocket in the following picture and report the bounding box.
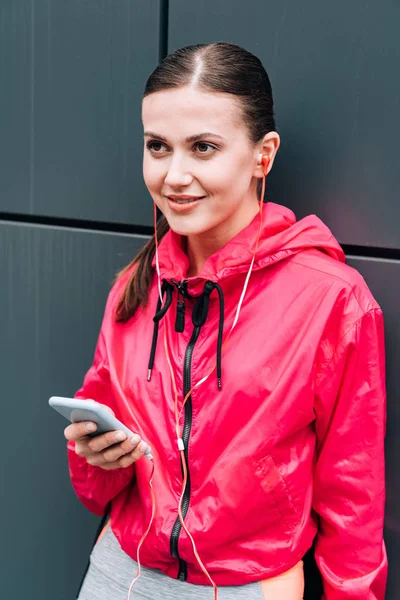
[254,454,300,533]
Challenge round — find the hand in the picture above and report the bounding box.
[64,405,149,470]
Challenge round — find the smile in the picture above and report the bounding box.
[170,198,203,204]
[167,196,205,212]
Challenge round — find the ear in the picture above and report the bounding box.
[253,131,280,177]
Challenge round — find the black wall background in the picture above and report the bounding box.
[0,1,398,598]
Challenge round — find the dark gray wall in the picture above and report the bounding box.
[0,1,157,598]
[0,223,148,600]
[347,257,400,600]
[0,0,158,225]
[168,2,400,597]
[168,0,400,249]
[0,1,398,599]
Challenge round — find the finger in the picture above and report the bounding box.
[117,441,149,466]
[94,460,129,471]
[118,435,143,456]
[87,430,140,453]
[74,439,92,458]
[101,444,149,469]
[101,433,144,463]
[64,421,97,441]
[85,449,129,467]
[102,435,141,463]
[87,439,149,468]
[117,452,139,469]
[86,440,150,469]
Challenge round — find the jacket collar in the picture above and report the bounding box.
[152,202,345,287]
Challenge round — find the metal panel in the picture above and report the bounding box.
[1,229,397,598]
[0,222,148,599]
[347,257,400,599]
[168,0,400,249]
[0,1,159,226]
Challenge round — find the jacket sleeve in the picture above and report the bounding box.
[313,307,388,600]
[67,300,135,516]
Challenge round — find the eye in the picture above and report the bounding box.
[195,142,217,155]
[145,140,218,156]
[146,141,167,154]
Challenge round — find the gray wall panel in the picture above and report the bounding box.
[0,222,148,599]
[346,257,400,599]
[168,0,400,249]
[0,1,158,226]
[1,1,398,597]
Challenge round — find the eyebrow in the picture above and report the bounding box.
[143,131,226,143]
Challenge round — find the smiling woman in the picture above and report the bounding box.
[141,85,279,246]
[67,42,387,600]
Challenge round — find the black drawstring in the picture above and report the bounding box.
[213,283,225,390]
[147,279,225,389]
[191,281,215,327]
[191,281,225,390]
[147,281,174,381]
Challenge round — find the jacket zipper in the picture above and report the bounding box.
[170,280,200,581]
[172,279,186,333]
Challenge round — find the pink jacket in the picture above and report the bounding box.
[68,202,388,598]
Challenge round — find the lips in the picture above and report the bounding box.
[167,196,205,204]
[166,196,205,213]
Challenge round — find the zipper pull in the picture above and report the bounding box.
[172,280,187,333]
[175,288,185,332]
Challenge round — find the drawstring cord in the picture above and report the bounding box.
[190,280,225,389]
[214,283,224,390]
[147,280,174,382]
[147,279,225,390]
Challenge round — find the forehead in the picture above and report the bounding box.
[142,86,243,136]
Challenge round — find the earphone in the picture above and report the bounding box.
[257,154,270,203]
[258,153,270,176]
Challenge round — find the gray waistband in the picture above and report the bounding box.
[78,525,264,600]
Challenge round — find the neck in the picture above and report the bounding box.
[185,202,260,278]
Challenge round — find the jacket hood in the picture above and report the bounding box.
[152,201,345,285]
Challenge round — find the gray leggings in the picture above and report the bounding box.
[78,525,265,600]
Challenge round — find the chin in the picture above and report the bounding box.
[163,216,212,237]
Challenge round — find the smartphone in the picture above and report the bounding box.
[49,396,153,459]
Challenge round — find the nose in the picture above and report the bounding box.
[164,154,193,188]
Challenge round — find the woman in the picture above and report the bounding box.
[65,42,387,599]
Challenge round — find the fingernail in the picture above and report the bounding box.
[139,441,148,453]
[114,431,126,442]
[85,422,96,432]
[129,435,141,446]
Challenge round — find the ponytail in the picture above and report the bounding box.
[114,216,170,322]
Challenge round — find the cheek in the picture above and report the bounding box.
[205,159,250,199]
[203,162,236,192]
[143,163,169,213]
[205,165,249,212]
[142,158,159,191]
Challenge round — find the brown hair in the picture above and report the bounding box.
[115,42,276,322]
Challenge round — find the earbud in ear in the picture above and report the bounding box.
[257,153,270,176]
